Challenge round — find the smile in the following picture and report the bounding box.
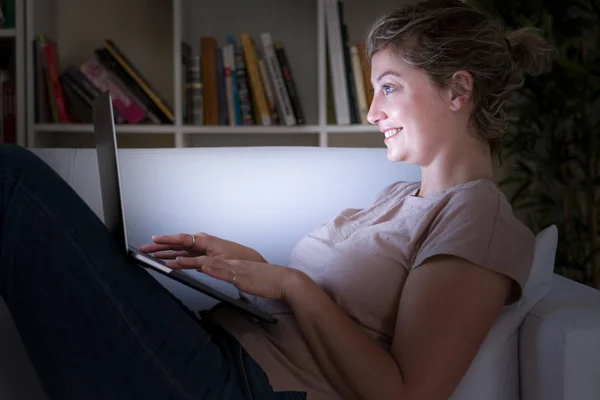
[384,128,402,142]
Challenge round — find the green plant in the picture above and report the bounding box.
[476,0,600,288]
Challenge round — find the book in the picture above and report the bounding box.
[232,38,253,125]
[350,45,368,124]
[103,39,174,123]
[186,55,203,125]
[226,36,242,125]
[222,42,237,126]
[274,42,305,125]
[80,58,146,124]
[240,33,271,126]
[260,32,295,126]
[33,39,50,123]
[39,35,69,123]
[324,0,350,124]
[200,36,219,125]
[94,48,161,124]
[216,47,228,125]
[63,64,125,124]
[357,42,373,109]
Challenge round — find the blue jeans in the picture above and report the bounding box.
[0,144,306,400]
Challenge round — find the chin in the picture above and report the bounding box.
[386,147,409,163]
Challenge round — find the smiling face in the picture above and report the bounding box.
[367,48,459,165]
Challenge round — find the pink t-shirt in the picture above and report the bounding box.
[212,179,535,399]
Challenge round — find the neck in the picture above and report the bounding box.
[416,141,495,198]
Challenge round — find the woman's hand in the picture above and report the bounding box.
[140,232,267,268]
[174,255,308,301]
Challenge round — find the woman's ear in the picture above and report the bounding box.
[446,70,473,111]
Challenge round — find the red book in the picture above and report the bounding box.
[39,35,69,123]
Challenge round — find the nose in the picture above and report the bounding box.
[366,95,386,125]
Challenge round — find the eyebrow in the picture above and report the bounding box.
[371,70,402,86]
[374,71,403,84]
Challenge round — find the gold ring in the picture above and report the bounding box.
[190,234,196,247]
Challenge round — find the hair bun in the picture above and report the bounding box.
[506,27,556,76]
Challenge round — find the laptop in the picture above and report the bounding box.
[92,92,277,324]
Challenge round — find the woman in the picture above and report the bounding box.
[0,0,555,399]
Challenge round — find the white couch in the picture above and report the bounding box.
[1,146,600,399]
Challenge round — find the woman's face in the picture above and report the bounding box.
[367,48,457,165]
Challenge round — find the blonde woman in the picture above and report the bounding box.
[0,0,554,398]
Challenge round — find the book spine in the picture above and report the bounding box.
[222,43,237,126]
[200,36,219,125]
[33,38,50,123]
[338,2,359,124]
[60,74,93,123]
[216,47,228,125]
[350,45,368,124]
[257,57,278,125]
[357,42,373,109]
[274,42,305,125]
[181,42,191,124]
[227,36,242,125]
[233,40,254,125]
[260,32,295,126]
[80,59,146,124]
[240,33,271,126]
[324,0,350,124]
[186,55,203,125]
[40,36,69,123]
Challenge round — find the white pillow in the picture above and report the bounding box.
[450,225,558,400]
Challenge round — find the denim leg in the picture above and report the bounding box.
[0,144,246,400]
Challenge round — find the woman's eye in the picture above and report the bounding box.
[382,85,394,96]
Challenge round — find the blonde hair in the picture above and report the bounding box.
[366,0,556,158]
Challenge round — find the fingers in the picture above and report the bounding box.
[174,256,238,285]
[151,232,213,251]
[174,255,214,269]
[153,250,189,260]
[139,243,185,253]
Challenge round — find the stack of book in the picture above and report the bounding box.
[34,35,174,125]
[182,32,304,127]
[324,0,373,125]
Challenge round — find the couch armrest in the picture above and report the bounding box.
[519,273,600,400]
[0,297,48,400]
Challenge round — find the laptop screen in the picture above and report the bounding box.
[92,92,129,252]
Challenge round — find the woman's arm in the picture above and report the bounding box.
[284,254,511,400]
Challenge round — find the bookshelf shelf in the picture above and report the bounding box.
[32,123,379,136]
[34,123,177,134]
[180,125,323,135]
[0,29,16,37]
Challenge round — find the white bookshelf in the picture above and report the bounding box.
[0,0,26,147]
[24,0,396,149]
[0,29,15,38]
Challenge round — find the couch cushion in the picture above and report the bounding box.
[519,273,600,400]
[450,225,557,400]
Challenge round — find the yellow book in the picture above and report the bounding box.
[240,33,271,126]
